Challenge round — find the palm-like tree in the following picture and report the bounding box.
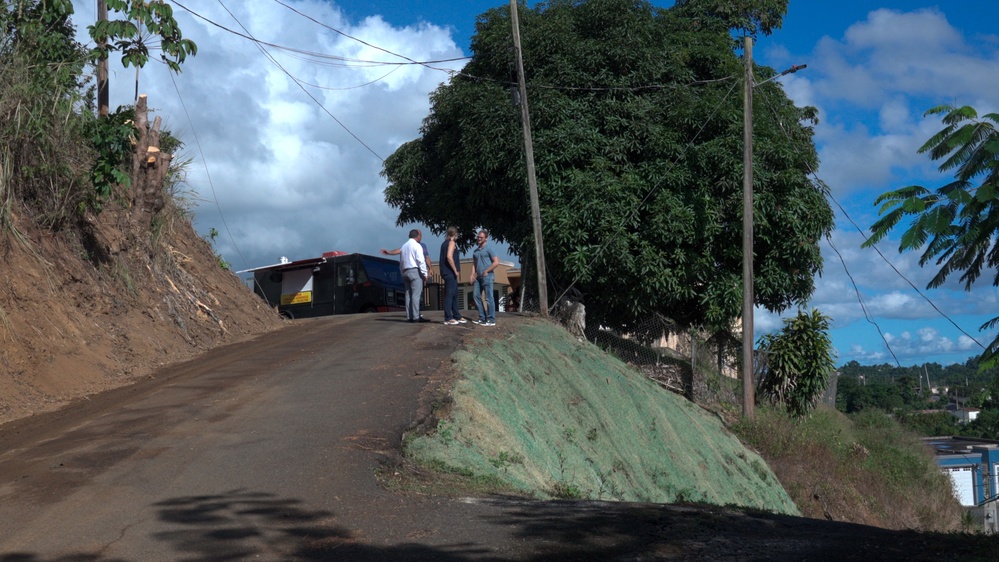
[865,105,999,366]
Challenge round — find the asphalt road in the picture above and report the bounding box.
[0,313,992,561]
[0,313,472,559]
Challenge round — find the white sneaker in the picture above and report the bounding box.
[472,319,484,325]
[444,319,459,325]
[484,321,496,327]
[456,318,468,324]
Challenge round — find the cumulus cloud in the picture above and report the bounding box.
[71,0,468,271]
[793,9,999,197]
[758,7,999,365]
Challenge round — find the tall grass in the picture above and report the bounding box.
[732,405,964,532]
[0,46,94,228]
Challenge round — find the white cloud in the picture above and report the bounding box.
[71,0,469,271]
[790,8,999,198]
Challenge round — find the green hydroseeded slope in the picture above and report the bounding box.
[406,318,799,515]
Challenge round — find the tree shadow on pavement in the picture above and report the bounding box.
[4,491,995,561]
[476,496,995,562]
[149,488,496,561]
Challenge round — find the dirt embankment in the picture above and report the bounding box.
[0,205,282,426]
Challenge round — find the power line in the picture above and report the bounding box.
[270,0,438,69]
[445,66,736,93]
[171,0,469,68]
[758,93,986,355]
[211,0,384,162]
[167,71,250,271]
[827,191,985,350]
[825,232,902,367]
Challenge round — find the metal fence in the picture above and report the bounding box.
[523,296,742,406]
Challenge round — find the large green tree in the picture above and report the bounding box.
[382,0,833,334]
[864,105,999,368]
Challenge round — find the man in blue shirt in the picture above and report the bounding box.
[469,229,499,326]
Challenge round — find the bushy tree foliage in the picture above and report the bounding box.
[865,105,999,368]
[756,308,836,417]
[1,0,86,92]
[1,0,195,223]
[898,411,958,437]
[382,0,833,334]
[89,0,197,73]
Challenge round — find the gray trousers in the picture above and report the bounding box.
[403,268,424,320]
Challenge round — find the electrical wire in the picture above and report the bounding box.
[825,232,902,367]
[166,71,250,271]
[212,0,384,162]
[827,191,985,349]
[171,0,469,68]
[758,91,986,357]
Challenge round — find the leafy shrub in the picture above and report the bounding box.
[83,106,135,210]
[757,308,836,417]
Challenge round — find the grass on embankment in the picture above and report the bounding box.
[732,406,966,532]
[395,317,966,532]
[400,317,798,515]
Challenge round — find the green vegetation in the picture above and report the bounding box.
[733,406,963,531]
[85,106,136,210]
[834,358,999,439]
[404,318,799,514]
[88,0,197,73]
[757,308,836,417]
[1,0,92,227]
[382,0,833,337]
[206,227,231,270]
[401,318,967,531]
[1,0,198,231]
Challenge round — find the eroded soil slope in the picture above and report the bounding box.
[0,205,281,425]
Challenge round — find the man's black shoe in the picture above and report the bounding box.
[418,317,432,323]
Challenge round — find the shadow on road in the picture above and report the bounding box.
[3,490,997,561]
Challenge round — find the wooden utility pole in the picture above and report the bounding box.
[97,0,109,116]
[742,36,755,419]
[510,0,549,318]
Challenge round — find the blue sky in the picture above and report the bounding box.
[70,1,999,367]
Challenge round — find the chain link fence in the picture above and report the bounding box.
[519,295,742,407]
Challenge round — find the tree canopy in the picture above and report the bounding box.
[382,0,833,335]
[864,105,999,368]
[89,0,197,73]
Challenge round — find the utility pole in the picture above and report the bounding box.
[97,0,109,117]
[510,0,549,318]
[741,37,807,419]
[742,36,755,419]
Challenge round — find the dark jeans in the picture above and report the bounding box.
[442,272,460,320]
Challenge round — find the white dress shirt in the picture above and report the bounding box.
[400,238,427,277]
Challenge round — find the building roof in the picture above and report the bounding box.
[923,436,999,456]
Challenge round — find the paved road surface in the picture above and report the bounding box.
[0,313,987,561]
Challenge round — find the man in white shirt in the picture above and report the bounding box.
[399,229,429,322]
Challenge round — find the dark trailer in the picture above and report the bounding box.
[240,251,406,319]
